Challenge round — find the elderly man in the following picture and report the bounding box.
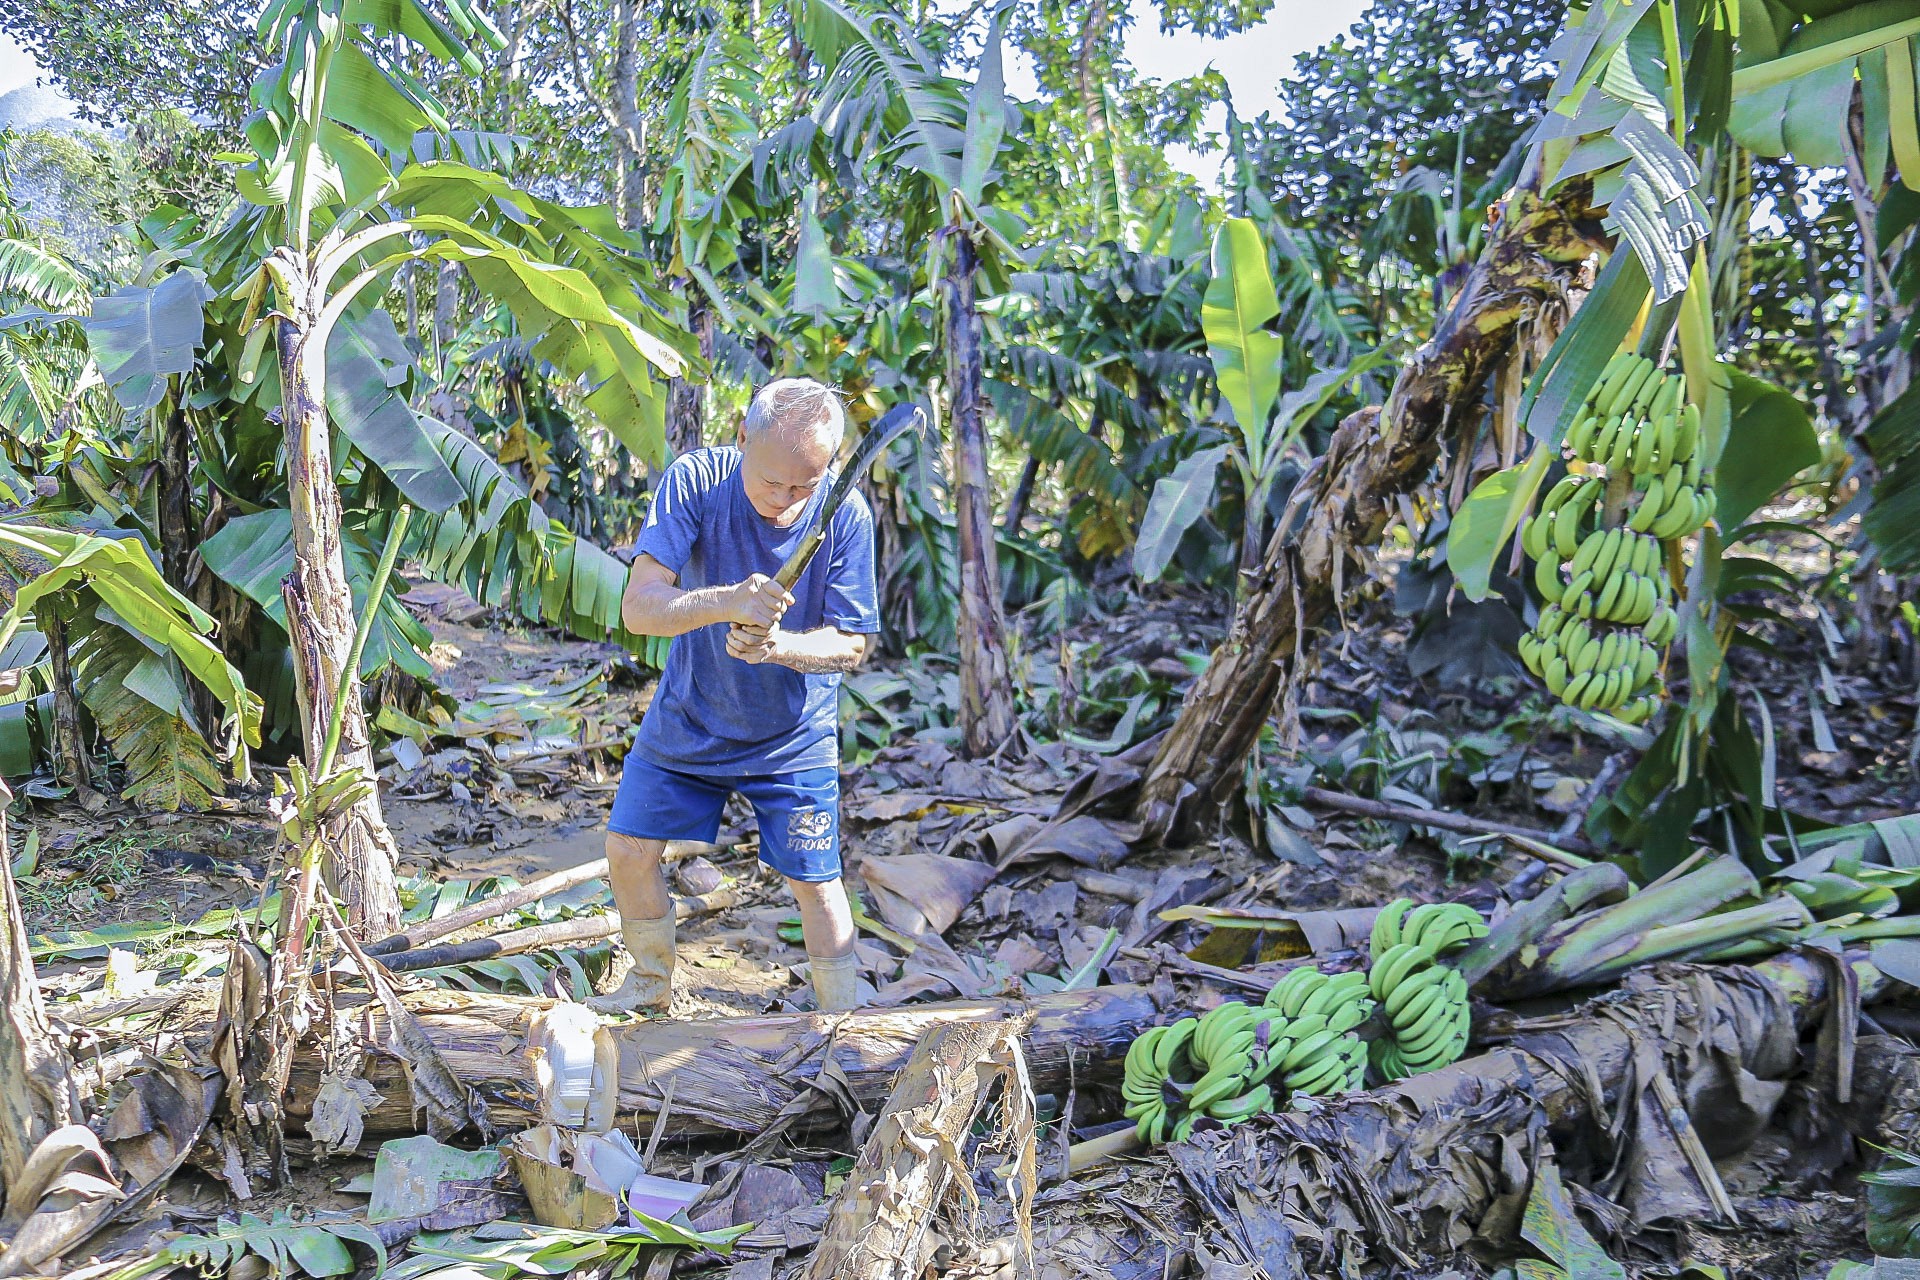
[590,378,877,1015]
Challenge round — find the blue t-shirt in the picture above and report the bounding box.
[630,446,879,775]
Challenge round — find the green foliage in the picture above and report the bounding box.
[1138,216,1387,581]
[1863,1144,1920,1258]
[1717,370,1821,528]
[1447,449,1553,603]
[1255,0,1560,325]
[390,1218,750,1280]
[84,271,213,413]
[102,1211,385,1280]
[1201,217,1284,450]
[1861,377,1920,573]
[0,521,261,798]
[72,615,226,810]
[1134,444,1227,582]
[200,508,435,682]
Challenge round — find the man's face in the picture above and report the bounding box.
[738,428,834,526]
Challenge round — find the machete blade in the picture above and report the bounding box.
[772,402,926,589]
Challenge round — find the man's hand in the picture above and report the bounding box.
[729,574,793,630]
[726,621,783,665]
[726,623,869,673]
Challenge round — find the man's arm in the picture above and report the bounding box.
[623,554,792,637]
[725,624,871,673]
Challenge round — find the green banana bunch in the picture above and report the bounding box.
[1517,605,1665,718]
[1120,965,1393,1145]
[1121,1016,1198,1145]
[1368,898,1489,958]
[1185,1000,1271,1118]
[1516,351,1719,727]
[1365,899,1481,1082]
[1261,968,1374,1096]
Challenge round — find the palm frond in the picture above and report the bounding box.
[0,330,60,447]
[984,377,1140,530]
[807,0,969,197]
[0,239,87,312]
[73,613,226,811]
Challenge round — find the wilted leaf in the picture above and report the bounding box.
[859,852,996,936]
[369,1135,505,1225]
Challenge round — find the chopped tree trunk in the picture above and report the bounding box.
[807,1020,1036,1280]
[0,781,81,1192]
[276,307,403,938]
[1456,854,1821,998]
[1135,175,1604,841]
[1164,950,1882,1276]
[282,983,1162,1143]
[946,227,1018,759]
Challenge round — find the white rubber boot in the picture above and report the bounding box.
[809,951,869,1013]
[586,915,675,1016]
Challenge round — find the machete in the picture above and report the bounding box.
[770,401,925,591]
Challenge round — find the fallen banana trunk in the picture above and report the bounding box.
[806,1019,1036,1280]
[1161,950,1888,1276]
[1460,855,1814,999]
[285,984,1163,1143]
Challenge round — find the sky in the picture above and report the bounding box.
[0,1,1378,182]
[1059,1,1376,183]
[0,33,45,99]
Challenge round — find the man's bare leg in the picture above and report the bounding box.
[588,833,676,1015]
[608,833,671,919]
[790,876,863,1011]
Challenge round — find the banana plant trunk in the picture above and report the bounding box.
[945,227,1018,758]
[666,284,709,457]
[1136,176,1604,841]
[41,603,90,795]
[276,273,403,938]
[158,401,194,595]
[0,780,81,1190]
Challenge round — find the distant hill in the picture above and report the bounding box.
[0,84,88,136]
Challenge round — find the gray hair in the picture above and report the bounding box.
[742,378,846,453]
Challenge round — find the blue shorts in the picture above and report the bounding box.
[608,756,842,883]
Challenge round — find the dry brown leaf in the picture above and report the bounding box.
[859,853,997,937]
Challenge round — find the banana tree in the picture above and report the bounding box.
[1132,217,1390,586]
[88,0,688,934]
[0,523,262,806]
[806,0,1025,758]
[1431,0,1920,867]
[991,230,1213,564]
[652,28,765,458]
